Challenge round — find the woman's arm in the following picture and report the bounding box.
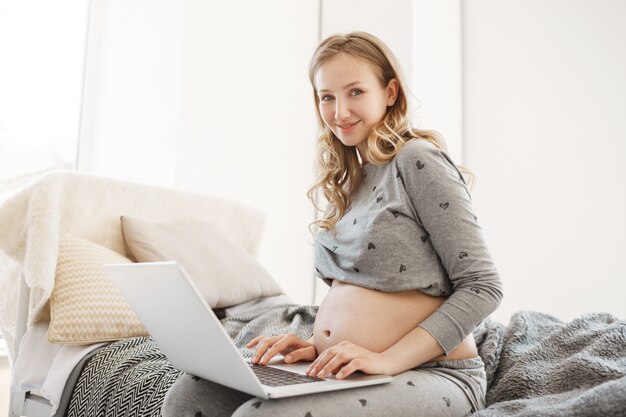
[395,140,504,355]
[379,326,444,375]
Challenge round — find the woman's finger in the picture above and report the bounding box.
[258,335,298,365]
[306,348,333,376]
[251,336,281,364]
[316,351,351,378]
[284,345,317,363]
[335,359,365,379]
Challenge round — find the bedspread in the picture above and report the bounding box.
[62,304,502,416]
[475,310,626,416]
[62,307,626,417]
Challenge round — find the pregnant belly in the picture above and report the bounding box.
[313,280,478,363]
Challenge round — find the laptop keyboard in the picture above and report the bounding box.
[249,363,325,387]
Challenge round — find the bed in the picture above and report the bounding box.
[1,170,625,417]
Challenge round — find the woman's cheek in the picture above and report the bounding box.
[320,107,334,127]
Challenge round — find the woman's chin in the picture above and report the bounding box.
[335,135,366,148]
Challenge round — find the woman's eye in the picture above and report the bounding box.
[351,89,363,96]
[320,95,333,102]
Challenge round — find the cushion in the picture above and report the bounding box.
[120,216,283,309]
[48,235,149,344]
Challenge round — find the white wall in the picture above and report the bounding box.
[411,0,464,158]
[175,0,320,304]
[77,0,626,323]
[79,0,320,305]
[463,0,626,323]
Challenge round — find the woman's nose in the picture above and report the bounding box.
[335,99,351,119]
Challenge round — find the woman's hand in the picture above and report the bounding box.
[305,340,390,379]
[246,333,317,365]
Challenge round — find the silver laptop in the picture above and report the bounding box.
[104,261,392,399]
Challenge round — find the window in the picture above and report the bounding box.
[0,0,90,355]
[0,0,90,195]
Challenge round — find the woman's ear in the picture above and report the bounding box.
[386,78,399,106]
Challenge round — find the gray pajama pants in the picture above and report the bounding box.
[161,357,487,417]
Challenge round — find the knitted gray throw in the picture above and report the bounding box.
[474,310,626,417]
[206,305,626,416]
[65,305,625,416]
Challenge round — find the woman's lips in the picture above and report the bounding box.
[337,121,359,133]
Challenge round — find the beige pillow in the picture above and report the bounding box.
[120,216,283,309]
[48,235,149,344]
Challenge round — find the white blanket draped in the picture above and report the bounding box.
[0,169,265,359]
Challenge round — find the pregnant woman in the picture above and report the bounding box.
[247,31,503,416]
[164,31,503,417]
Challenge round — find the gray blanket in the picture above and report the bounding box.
[64,305,626,416]
[222,305,626,416]
[474,310,626,417]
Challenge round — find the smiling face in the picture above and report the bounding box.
[314,53,398,164]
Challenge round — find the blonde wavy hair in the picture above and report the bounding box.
[307,31,475,238]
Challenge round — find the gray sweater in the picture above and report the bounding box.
[314,139,503,355]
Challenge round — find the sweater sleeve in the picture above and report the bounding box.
[395,140,504,355]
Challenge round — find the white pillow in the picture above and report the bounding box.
[120,216,284,309]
